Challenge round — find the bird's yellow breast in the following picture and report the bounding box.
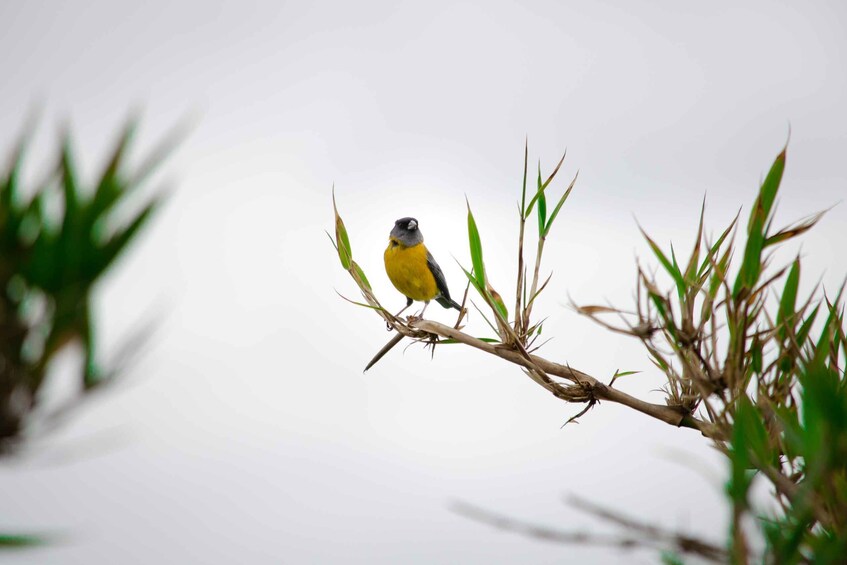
[384,240,438,302]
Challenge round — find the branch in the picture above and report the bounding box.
[411,319,717,437]
[568,496,729,562]
[452,498,729,563]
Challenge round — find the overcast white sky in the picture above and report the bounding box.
[1,1,846,563]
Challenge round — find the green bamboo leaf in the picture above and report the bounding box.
[738,397,772,466]
[797,361,842,467]
[734,148,787,296]
[640,226,685,296]
[684,198,705,284]
[764,210,825,248]
[670,244,685,302]
[542,171,577,237]
[441,337,501,344]
[814,288,845,367]
[457,262,501,336]
[777,258,800,341]
[813,309,832,364]
[727,399,754,506]
[647,346,670,372]
[486,282,509,321]
[697,211,738,279]
[335,290,385,310]
[537,172,547,238]
[519,139,528,216]
[773,404,804,461]
[734,229,764,297]
[528,161,542,219]
[325,230,338,252]
[647,290,679,342]
[746,147,786,236]
[526,272,553,309]
[525,150,566,218]
[708,245,732,300]
[460,255,507,324]
[466,200,485,288]
[331,187,352,270]
[833,297,847,364]
[458,262,485,296]
[797,304,820,348]
[352,261,371,290]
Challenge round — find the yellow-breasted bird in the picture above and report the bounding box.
[384,217,461,318]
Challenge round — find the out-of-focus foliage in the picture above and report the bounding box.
[726,333,847,562]
[0,119,170,455]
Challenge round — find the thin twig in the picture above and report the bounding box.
[363,332,405,372]
[452,499,728,562]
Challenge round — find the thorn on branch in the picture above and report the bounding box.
[561,399,597,427]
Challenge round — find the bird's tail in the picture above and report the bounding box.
[436,295,462,311]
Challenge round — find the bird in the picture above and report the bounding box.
[384,217,462,319]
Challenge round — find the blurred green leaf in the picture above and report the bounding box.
[90,120,136,223]
[728,397,759,506]
[1,132,26,217]
[660,551,685,565]
[777,259,800,342]
[0,533,47,548]
[797,304,820,348]
[0,115,175,452]
[59,138,80,220]
[91,199,160,279]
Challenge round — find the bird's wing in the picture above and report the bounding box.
[426,250,452,300]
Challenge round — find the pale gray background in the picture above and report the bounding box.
[1,1,846,563]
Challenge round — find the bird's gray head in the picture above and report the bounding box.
[389,217,424,247]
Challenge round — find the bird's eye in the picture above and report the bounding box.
[408,220,417,230]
